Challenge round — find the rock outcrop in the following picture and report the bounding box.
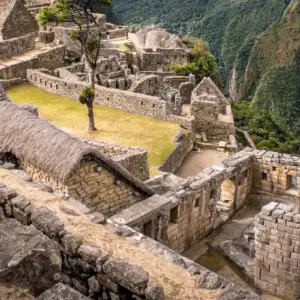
[0,218,62,295]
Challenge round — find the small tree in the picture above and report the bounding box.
[39,0,111,131]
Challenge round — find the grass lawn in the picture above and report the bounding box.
[7,83,179,177]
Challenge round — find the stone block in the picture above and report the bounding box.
[254,277,276,295]
[31,206,65,239]
[103,259,149,295]
[78,244,101,265]
[261,270,279,285]
[145,283,165,300]
[269,252,283,263]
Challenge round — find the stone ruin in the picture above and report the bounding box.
[1,3,299,300]
[0,0,38,60]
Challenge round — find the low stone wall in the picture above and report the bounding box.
[253,150,300,201]
[139,48,189,72]
[27,69,194,128]
[0,46,66,80]
[110,194,171,245]
[0,33,35,60]
[158,130,193,174]
[164,76,189,89]
[0,178,262,300]
[254,202,300,299]
[0,183,164,300]
[83,139,150,182]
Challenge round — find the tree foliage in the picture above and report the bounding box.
[171,38,219,84]
[233,102,300,155]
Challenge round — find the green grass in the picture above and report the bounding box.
[7,83,179,177]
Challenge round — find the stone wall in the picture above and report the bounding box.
[110,194,171,245]
[83,139,150,182]
[139,48,189,72]
[146,149,254,253]
[0,46,66,80]
[252,150,300,201]
[54,26,126,56]
[158,130,193,174]
[0,179,262,300]
[254,202,300,299]
[20,159,146,217]
[0,183,164,300]
[191,101,235,141]
[163,76,189,89]
[0,33,35,60]
[27,69,194,128]
[0,0,38,40]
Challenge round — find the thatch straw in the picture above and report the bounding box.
[0,101,153,195]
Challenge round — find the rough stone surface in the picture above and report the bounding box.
[31,206,65,239]
[103,259,149,295]
[145,283,165,300]
[0,218,62,296]
[37,283,89,300]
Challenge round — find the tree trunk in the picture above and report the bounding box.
[87,102,97,131]
[86,60,97,131]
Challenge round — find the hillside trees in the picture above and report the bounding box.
[171,38,220,84]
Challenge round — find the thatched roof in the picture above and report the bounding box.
[0,102,154,195]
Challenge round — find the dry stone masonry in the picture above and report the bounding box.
[254,202,300,299]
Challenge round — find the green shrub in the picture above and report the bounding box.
[79,88,95,105]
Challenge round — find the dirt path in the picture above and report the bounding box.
[175,150,229,178]
[0,168,221,300]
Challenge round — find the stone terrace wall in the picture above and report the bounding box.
[158,130,193,174]
[0,46,66,80]
[254,202,300,299]
[139,48,189,72]
[0,33,35,60]
[253,150,300,201]
[27,69,194,129]
[83,139,150,182]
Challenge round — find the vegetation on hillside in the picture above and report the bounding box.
[233,102,300,155]
[171,38,219,84]
[110,0,289,91]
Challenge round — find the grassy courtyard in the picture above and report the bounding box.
[8,83,179,177]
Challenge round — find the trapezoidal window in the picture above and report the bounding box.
[287,175,298,190]
[261,172,267,181]
[143,220,152,237]
[169,206,179,224]
[195,197,200,208]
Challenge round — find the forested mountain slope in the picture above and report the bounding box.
[109,0,289,92]
[245,0,300,138]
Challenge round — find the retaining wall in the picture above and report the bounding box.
[0,33,35,60]
[158,131,193,174]
[27,69,194,128]
[0,46,66,80]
